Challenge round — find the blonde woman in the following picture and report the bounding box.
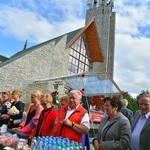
[12,90,43,138]
[35,94,58,136]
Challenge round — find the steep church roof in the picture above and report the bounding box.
[0,55,9,62]
[0,28,82,67]
[0,19,103,67]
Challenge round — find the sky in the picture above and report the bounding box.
[0,0,150,96]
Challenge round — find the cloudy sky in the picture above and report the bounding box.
[0,0,150,96]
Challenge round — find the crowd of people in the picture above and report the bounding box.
[0,89,150,150]
[93,94,150,150]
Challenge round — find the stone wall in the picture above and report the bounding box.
[0,35,69,104]
[85,1,115,78]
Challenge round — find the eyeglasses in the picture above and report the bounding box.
[41,103,47,107]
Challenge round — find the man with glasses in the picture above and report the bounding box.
[53,90,90,143]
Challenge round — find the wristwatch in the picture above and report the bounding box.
[72,122,75,128]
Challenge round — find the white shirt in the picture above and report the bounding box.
[65,105,90,129]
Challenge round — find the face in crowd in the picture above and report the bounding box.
[31,90,43,104]
[11,90,22,101]
[68,90,82,109]
[2,91,11,102]
[41,94,53,110]
[103,96,122,117]
[139,94,150,115]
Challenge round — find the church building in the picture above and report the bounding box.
[0,0,119,103]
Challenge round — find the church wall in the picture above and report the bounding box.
[0,35,69,104]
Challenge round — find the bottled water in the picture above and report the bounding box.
[36,141,43,150]
[78,143,83,150]
[32,136,83,150]
[30,137,37,150]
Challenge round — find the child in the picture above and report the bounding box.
[8,89,25,128]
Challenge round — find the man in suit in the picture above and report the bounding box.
[130,94,150,150]
[121,99,133,125]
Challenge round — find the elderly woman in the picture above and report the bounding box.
[93,96,131,150]
[35,94,58,136]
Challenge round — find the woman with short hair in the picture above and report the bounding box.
[93,96,131,150]
[35,94,58,136]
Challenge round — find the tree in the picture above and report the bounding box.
[137,90,150,102]
[123,92,139,112]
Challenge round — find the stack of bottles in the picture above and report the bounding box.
[30,136,83,150]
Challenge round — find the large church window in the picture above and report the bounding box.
[68,35,91,74]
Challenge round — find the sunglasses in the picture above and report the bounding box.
[41,103,47,106]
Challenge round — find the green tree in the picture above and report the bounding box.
[123,92,139,112]
[137,90,150,100]
[137,90,150,102]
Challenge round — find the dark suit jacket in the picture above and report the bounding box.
[121,107,133,125]
[132,111,150,150]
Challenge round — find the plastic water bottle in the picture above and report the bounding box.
[36,141,43,150]
[30,137,37,150]
[78,143,83,150]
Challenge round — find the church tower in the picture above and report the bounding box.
[86,0,115,78]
